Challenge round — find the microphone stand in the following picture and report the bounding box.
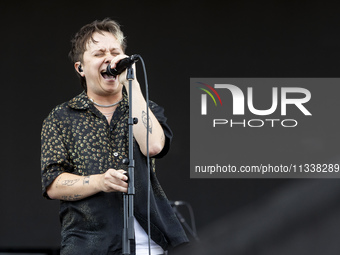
[122,65,137,255]
[172,203,200,242]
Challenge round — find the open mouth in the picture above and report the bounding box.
[101,70,116,80]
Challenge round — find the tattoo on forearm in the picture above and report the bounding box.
[83,176,90,185]
[61,194,82,201]
[61,179,80,186]
[55,176,62,188]
[142,110,152,134]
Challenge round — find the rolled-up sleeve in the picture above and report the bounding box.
[149,101,173,159]
[40,112,73,199]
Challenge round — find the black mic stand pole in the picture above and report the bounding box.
[122,65,138,255]
[172,205,200,242]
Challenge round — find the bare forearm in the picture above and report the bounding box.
[46,169,128,201]
[47,173,101,201]
[127,81,165,156]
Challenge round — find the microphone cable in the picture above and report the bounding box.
[134,55,152,255]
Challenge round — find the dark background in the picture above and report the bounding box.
[1,1,340,254]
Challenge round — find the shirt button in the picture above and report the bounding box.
[113,152,119,157]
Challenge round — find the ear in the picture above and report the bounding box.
[74,62,84,76]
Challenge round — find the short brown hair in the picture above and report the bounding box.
[69,18,127,90]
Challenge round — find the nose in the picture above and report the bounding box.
[105,54,113,64]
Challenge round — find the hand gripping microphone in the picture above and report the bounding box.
[106,54,139,76]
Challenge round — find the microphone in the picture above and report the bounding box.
[106,54,139,76]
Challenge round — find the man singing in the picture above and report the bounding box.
[41,18,188,255]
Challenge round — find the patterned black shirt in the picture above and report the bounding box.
[41,91,188,254]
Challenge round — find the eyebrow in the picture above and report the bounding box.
[91,48,120,53]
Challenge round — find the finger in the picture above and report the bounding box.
[117,169,129,180]
[109,178,128,188]
[107,169,128,181]
[120,172,129,182]
[110,54,128,69]
[103,175,128,192]
[107,182,128,193]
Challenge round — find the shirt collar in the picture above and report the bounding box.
[68,90,128,110]
[68,91,91,110]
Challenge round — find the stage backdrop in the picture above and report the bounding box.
[1,1,340,254]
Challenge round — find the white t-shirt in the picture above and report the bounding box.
[134,218,164,255]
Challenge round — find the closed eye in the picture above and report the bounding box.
[111,51,120,57]
[94,52,104,57]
